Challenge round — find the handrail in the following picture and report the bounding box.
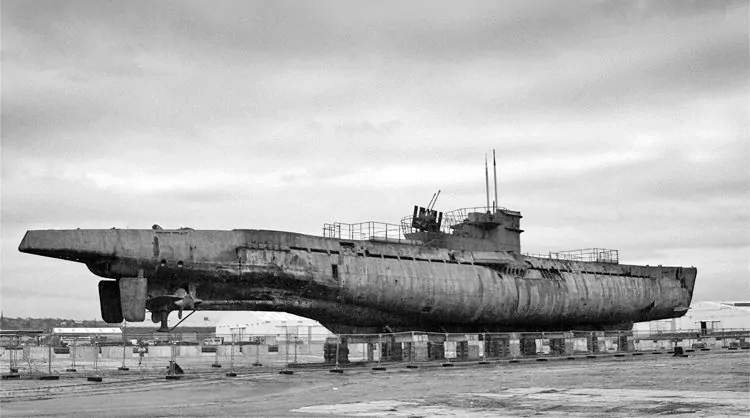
[524,248,619,264]
[322,221,405,242]
[324,206,506,239]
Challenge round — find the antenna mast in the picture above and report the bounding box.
[429,190,441,210]
[485,154,490,212]
[493,149,498,212]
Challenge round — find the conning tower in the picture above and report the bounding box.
[403,206,523,253]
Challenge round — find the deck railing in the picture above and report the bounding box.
[322,221,406,242]
[525,248,619,264]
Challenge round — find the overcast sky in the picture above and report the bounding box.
[1,0,748,320]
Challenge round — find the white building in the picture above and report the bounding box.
[123,311,333,343]
[214,311,333,343]
[52,327,122,344]
[634,301,750,336]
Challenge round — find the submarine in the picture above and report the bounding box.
[17,160,696,334]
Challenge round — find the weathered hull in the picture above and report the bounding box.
[19,228,696,333]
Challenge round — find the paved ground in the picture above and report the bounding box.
[1,350,748,417]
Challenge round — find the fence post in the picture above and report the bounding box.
[373,333,386,371]
[10,336,20,375]
[336,335,340,369]
[166,339,178,379]
[294,334,298,364]
[330,335,343,373]
[442,332,453,367]
[617,330,621,353]
[67,338,77,372]
[41,343,55,378]
[212,342,221,368]
[279,332,293,375]
[253,340,262,367]
[409,331,414,364]
[479,333,489,364]
[87,342,102,382]
[226,337,237,377]
[119,334,129,371]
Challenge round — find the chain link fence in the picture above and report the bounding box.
[2,328,748,378]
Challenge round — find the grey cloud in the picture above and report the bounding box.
[7,0,744,68]
[334,120,402,136]
[4,0,746,165]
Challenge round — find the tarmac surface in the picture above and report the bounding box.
[1,350,748,417]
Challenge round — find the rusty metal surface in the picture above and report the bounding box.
[18,225,696,333]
